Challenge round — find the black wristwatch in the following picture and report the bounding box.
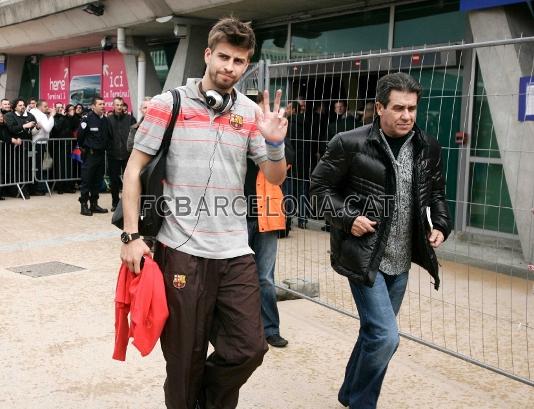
[121,231,141,244]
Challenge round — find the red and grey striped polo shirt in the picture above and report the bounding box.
[134,78,267,259]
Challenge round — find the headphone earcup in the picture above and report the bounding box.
[219,94,232,114]
[205,90,223,111]
[204,89,235,113]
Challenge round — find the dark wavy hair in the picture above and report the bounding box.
[376,72,422,108]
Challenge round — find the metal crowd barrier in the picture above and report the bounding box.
[0,139,34,199]
[33,138,82,188]
[0,138,82,200]
[266,36,534,386]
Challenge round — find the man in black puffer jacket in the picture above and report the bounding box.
[310,72,451,409]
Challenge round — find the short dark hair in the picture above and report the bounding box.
[334,100,347,107]
[113,97,124,103]
[376,72,422,108]
[11,98,25,109]
[36,99,47,108]
[208,17,256,57]
[91,96,104,105]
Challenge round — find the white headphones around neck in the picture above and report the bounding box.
[199,83,236,114]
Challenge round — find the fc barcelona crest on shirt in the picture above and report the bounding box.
[173,274,187,289]
[229,113,244,130]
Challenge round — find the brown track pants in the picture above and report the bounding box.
[154,243,268,409]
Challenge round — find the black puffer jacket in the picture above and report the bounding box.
[108,113,136,160]
[310,119,451,290]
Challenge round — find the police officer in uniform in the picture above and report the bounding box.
[77,96,111,216]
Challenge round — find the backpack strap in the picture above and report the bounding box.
[160,88,181,152]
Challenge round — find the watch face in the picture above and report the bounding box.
[121,232,129,243]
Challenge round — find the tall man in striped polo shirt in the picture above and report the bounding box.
[120,17,288,409]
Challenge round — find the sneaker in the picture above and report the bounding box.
[266,334,288,348]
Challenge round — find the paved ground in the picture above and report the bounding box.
[0,193,533,408]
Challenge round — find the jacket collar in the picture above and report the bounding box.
[368,117,428,149]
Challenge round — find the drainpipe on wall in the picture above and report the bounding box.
[116,27,145,119]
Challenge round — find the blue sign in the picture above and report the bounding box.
[518,76,534,121]
[460,0,527,11]
[0,62,5,75]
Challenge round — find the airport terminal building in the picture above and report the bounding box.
[0,0,533,264]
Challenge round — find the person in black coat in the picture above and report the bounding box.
[50,102,78,193]
[4,98,37,198]
[107,97,136,210]
[288,101,316,228]
[0,111,22,199]
[311,73,451,409]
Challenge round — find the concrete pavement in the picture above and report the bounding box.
[0,193,532,408]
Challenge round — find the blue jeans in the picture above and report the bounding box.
[339,271,408,409]
[247,218,280,338]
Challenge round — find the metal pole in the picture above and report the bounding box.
[269,36,534,68]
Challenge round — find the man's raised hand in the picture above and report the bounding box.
[255,89,288,144]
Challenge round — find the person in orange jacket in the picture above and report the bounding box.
[245,93,295,347]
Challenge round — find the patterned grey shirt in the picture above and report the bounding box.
[379,130,414,275]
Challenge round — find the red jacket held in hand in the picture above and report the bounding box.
[113,256,168,361]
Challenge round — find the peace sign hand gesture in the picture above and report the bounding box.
[255,89,288,144]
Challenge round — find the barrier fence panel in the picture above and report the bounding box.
[1,138,82,198]
[267,37,534,386]
[34,138,82,185]
[0,139,34,199]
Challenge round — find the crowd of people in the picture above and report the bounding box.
[0,95,150,202]
[284,96,376,232]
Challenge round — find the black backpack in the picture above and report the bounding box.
[112,88,181,237]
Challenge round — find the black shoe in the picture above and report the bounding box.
[297,221,307,229]
[80,203,93,216]
[266,334,288,348]
[278,229,289,238]
[338,398,348,407]
[56,190,64,195]
[90,203,108,214]
[321,225,330,232]
[111,205,117,212]
[0,196,5,200]
[33,191,46,196]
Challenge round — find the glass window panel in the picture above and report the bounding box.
[394,1,466,48]
[468,163,517,234]
[291,9,389,59]
[409,68,463,223]
[253,26,288,62]
[471,60,500,158]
